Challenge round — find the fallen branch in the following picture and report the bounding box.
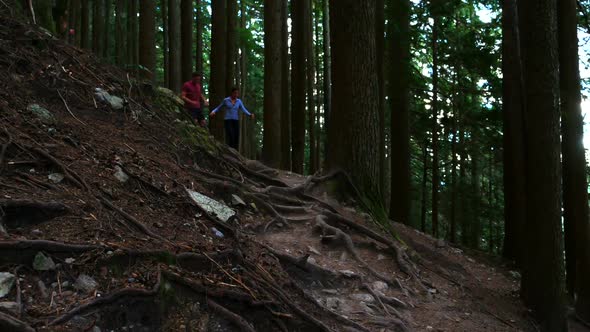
[30,147,89,191]
[57,89,86,126]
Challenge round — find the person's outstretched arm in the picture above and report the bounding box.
[238,100,254,118]
[210,100,225,116]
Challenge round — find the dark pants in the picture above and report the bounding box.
[225,120,240,149]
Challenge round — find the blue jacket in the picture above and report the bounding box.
[211,97,251,120]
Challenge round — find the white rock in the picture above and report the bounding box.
[371,281,388,292]
[0,273,16,298]
[350,293,374,303]
[113,166,129,183]
[74,274,98,293]
[48,173,65,183]
[230,194,246,207]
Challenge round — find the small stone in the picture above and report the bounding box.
[307,257,317,265]
[31,229,43,236]
[114,166,129,183]
[74,274,98,293]
[371,281,388,292]
[340,270,356,277]
[350,293,374,303]
[65,258,75,264]
[325,297,340,309]
[426,326,434,330]
[48,173,65,184]
[107,251,114,255]
[308,246,321,256]
[61,281,71,288]
[211,227,224,238]
[230,194,246,207]
[27,104,55,124]
[128,278,136,283]
[154,222,163,228]
[0,302,19,315]
[37,280,49,298]
[0,273,15,298]
[33,252,56,271]
[377,254,386,261]
[249,203,258,211]
[51,282,58,288]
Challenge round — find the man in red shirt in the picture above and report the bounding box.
[181,72,208,127]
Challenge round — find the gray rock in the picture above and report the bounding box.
[231,194,246,207]
[65,258,75,264]
[94,88,124,110]
[325,297,340,310]
[211,227,224,238]
[61,281,71,288]
[33,252,56,271]
[31,229,43,236]
[113,166,129,183]
[187,189,236,223]
[0,301,19,315]
[48,173,65,184]
[0,273,15,298]
[339,270,357,278]
[350,293,374,303]
[27,104,55,124]
[74,274,98,293]
[377,254,387,261]
[371,281,388,293]
[37,280,49,298]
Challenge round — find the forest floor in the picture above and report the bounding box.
[0,8,588,332]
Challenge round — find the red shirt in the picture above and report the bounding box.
[182,81,202,109]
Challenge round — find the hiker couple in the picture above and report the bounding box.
[181,72,255,150]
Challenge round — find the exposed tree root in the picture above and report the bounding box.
[98,196,169,243]
[206,298,257,332]
[361,284,408,309]
[0,126,13,174]
[314,215,398,286]
[0,311,35,332]
[0,199,69,230]
[29,147,90,191]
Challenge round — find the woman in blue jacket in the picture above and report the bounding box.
[210,87,255,149]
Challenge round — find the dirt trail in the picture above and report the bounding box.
[0,8,586,332]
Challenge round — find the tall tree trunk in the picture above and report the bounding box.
[115,0,127,65]
[450,89,458,244]
[376,0,385,200]
[420,139,428,233]
[469,145,481,249]
[103,0,111,59]
[314,9,322,172]
[80,0,90,49]
[226,0,237,90]
[558,0,590,320]
[280,0,291,170]
[168,0,182,92]
[239,0,249,156]
[127,0,138,66]
[210,0,228,141]
[502,0,527,267]
[195,0,203,75]
[93,0,104,55]
[69,0,81,45]
[306,0,316,175]
[161,0,169,87]
[389,0,411,224]
[519,0,567,329]
[322,0,331,164]
[139,0,156,83]
[431,15,440,238]
[291,0,307,174]
[327,0,380,195]
[181,0,193,81]
[35,0,55,33]
[262,0,283,168]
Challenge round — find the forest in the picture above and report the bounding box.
[0,0,589,331]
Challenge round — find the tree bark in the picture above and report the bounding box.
[92,0,104,55]
[115,0,127,65]
[389,0,411,225]
[280,0,291,170]
[168,0,182,92]
[262,0,283,168]
[161,0,169,87]
[420,139,428,233]
[226,0,237,90]
[376,0,385,200]
[291,0,307,174]
[127,0,138,66]
[210,0,228,141]
[139,0,156,82]
[322,0,331,165]
[103,0,111,58]
[327,0,380,196]
[519,0,567,329]
[80,0,90,49]
[307,0,316,175]
[431,14,440,238]
[502,0,527,267]
[195,0,204,75]
[558,0,590,320]
[181,0,194,81]
[34,0,55,33]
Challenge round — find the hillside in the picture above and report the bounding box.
[0,10,578,332]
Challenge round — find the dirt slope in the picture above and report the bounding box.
[0,8,579,332]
